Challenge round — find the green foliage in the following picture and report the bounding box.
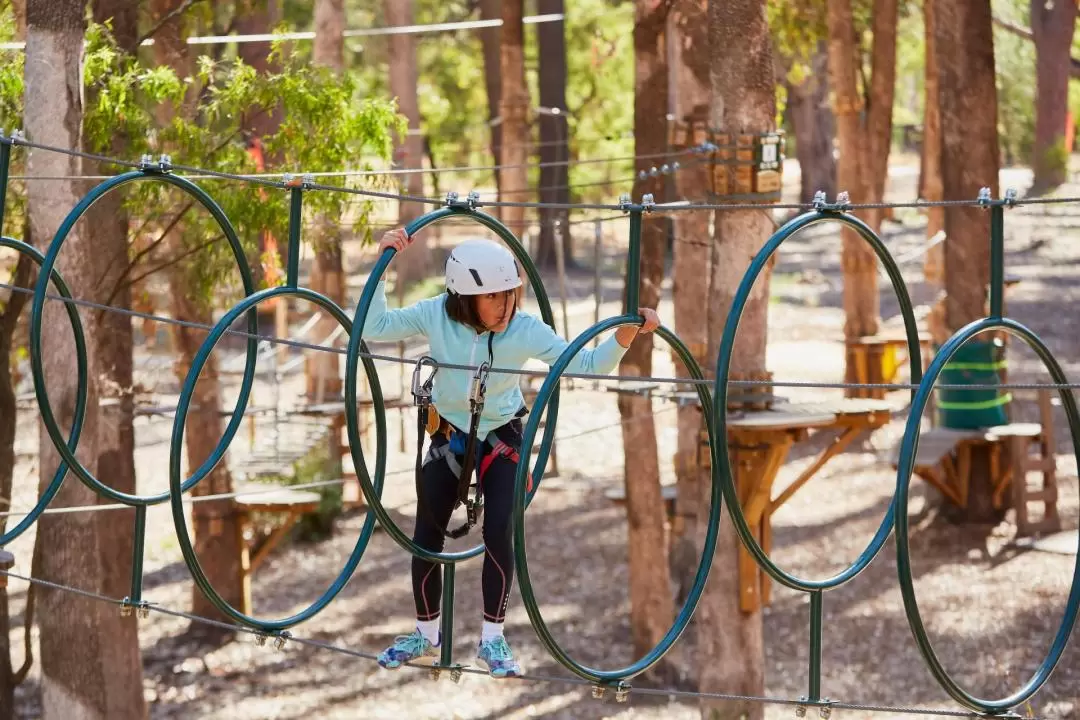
[0,1,23,241]
[993,0,1037,166]
[73,24,404,309]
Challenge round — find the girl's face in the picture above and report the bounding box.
[474,290,516,333]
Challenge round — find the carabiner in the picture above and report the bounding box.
[411,355,439,406]
[469,361,490,411]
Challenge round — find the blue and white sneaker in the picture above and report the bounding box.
[377,630,438,669]
[476,636,523,678]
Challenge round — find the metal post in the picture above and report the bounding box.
[989,203,1004,320]
[130,506,147,606]
[439,564,456,668]
[808,590,823,702]
[593,220,602,350]
[0,138,11,235]
[286,186,303,289]
[626,208,643,314]
[553,220,571,338]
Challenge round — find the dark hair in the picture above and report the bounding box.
[444,289,519,332]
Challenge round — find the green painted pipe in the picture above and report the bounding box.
[714,210,921,593]
[809,590,823,701]
[989,204,1004,320]
[344,206,559,564]
[28,171,258,506]
[0,139,10,235]
[512,320,720,683]
[0,237,86,547]
[129,506,146,605]
[169,285,383,630]
[440,564,455,668]
[625,209,642,314]
[895,317,1080,713]
[287,186,302,289]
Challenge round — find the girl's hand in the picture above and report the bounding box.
[615,307,661,347]
[379,228,411,254]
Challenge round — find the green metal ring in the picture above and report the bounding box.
[714,210,921,592]
[28,171,258,506]
[513,317,721,683]
[344,206,559,564]
[895,317,1080,713]
[0,237,87,546]
[169,285,384,630]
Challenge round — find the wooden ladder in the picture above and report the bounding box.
[1011,391,1061,537]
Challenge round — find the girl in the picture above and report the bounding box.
[368,228,660,678]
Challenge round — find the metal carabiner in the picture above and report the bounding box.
[469,361,490,411]
[411,356,439,406]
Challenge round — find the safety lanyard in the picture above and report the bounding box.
[410,332,494,539]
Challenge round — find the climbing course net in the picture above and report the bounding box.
[1,128,1079,718]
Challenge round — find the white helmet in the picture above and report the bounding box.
[445,239,523,296]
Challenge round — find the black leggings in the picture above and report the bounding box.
[412,423,521,623]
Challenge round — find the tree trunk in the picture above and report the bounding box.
[787,44,837,204]
[306,0,346,410]
[535,0,571,270]
[922,0,945,286]
[25,1,146,716]
[0,255,32,720]
[827,0,880,390]
[498,1,530,236]
[153,0,246,634]
[479,0,502,196]
[699,0,775,716]
[669,0,711,636]
[617,0,675,680]
[937,0,1001,523]
[863,0,899,231]
[385,0,429,276]
[1030,0,1078,193]
[11,0,25,40]
[87,0,143,694]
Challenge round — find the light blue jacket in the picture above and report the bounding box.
[361,282,628,436]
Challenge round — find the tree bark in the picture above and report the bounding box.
[25,1,146,716]
[87,0,143,697]
[535,0,571,270]
[864,0,899,231]
[307,0,347,413]
[235,0,284,142]
[498,1,529,236]
[669,0,711,636]
[385,0,429,276]
[11,0,26,40]
[0,255,32,720]
[479,0,502,197]
[922,0,945,286]
[786,44,836,204]
[617,0,675,679]
[936,0,1001,522]
[153,0,246,634]
[699,0,775,717]
[1030,0,1078,192]
[827,0,880,388]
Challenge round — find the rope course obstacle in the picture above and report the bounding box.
[1,128,1078,716]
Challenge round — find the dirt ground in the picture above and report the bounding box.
[8,160,1080,719]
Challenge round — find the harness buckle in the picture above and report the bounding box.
[411,356,438,406]
[469,361,490,412]
[466,499,481,527]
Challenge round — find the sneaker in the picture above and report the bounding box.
[377,630,438,670]
[476,636,523,678]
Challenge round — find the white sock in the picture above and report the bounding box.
[481,620,504,643]
[416,618,441,645]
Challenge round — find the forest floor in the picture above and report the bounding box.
[8,158,1080,719]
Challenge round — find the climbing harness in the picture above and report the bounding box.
[411,332,499,539]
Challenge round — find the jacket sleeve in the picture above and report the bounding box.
[525,316,628,375]
[359,281,431,342]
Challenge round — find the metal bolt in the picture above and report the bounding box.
[158,154,172,171]
[11,129,24,142]
[835,191,850,207]
[618,193,632,210]
[467,190,481,208]
[591,685,606,699]
[445,191,459,206]
[795,704,807,719]
[819,705,832,720]
[429,667,441,681]
[977,187,992,206]
[614,684,630,703]
[120,602,133,617]
[282,173,295,186]
[638,170,647,180]
[641,193,655,212]
[649,166,659,177]
[672,161,681,171]
[1004,187,1018,206]
[274,632,290,650]
[812,191,827,210]
[254,633,268,647]
[450,668,463,683]
[139,154,154,171]
[302,173,315,187]
[660,164,671,174]
[137,603,150,619]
